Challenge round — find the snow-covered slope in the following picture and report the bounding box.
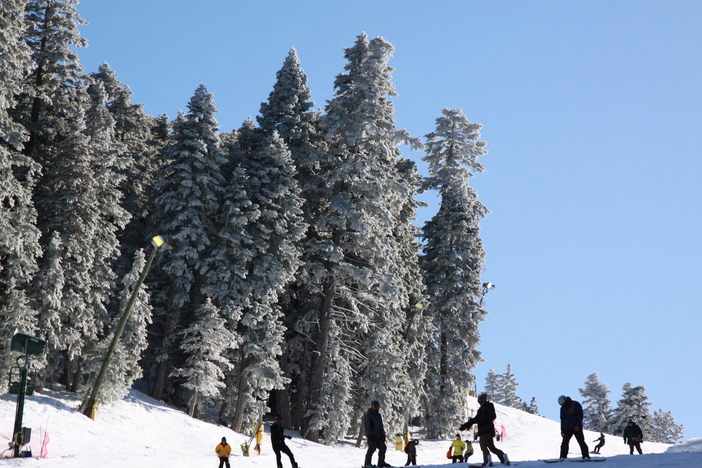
[0,390,699,467]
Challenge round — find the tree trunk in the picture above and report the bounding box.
[152,359,168,400]
[230,348,249,432]
[303,276,335,441]
[188,390,198,417]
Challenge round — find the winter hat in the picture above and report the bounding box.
[558,395,567,405]
[477,393,489,403]
[371,400,380,408]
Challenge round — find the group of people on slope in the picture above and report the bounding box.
[215,393,646,468]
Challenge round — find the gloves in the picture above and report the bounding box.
[459,423,469,431]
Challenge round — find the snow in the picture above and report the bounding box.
[1,390,699,467]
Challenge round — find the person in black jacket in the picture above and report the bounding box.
[460,393,510,466]
[558,395,590,460]
[592,433,605,454]
[623,420,643,455]
[270,414,298,468]
[404,439,418,466]
[364,400,391,468]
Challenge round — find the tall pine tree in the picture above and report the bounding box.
[421,108,488,438]
[609,383,651,436]
[579,373,612,432]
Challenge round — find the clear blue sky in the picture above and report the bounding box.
[76,1,702,438]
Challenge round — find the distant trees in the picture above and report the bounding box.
[481,364,530,412]
[579,373,611,432]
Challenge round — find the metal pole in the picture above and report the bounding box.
[12,344,29,457]
[81,238,163,418]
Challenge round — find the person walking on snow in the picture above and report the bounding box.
[450,433,467,463]
[270,414,298,468]
[460,393,510,466]
[623,420,643,455]
[592,433,605,454]
[558,395,590,460]
[364,400,391,468]
[215,437,232,468]
[404,439,418,466]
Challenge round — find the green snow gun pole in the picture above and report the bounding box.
[81,235,165,419]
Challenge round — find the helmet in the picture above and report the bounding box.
[558,395,567,405]
[477,393,489,403]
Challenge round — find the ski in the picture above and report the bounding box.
[544,459,606,463]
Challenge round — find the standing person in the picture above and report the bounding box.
[255,423,264,454]
[404,439,418,466]
[270,414,299,468]
[558,395,590,461]
[623,420,643,455]
[450,434,466,463]
[592,433,605,454]
[215,437,232,468]
[460,393,510,466]
[364,400,391,468]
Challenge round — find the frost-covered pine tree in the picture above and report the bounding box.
[148,85,225,400]
[0,0,42,386]
[527,397,540,415]
[31,231,64,387]
[484,369,502,401]
[421,108,488,438]
[170,298,232,417]
[608,383,651,436]
[213,131,306,432]
[649,409,684,443]
[579,373,611,432]
[499,364,524,409]
[83,249,153,404]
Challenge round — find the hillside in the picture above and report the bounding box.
[0,389,700,467]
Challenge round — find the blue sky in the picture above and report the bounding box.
[76,1,702,438]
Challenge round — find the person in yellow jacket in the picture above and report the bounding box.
[255,424,264,454]
[450,434,467,463]
[215,437,232,468]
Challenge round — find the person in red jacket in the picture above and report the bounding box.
[460,393,510,466]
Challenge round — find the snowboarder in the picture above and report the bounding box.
[460,393,510,466]
[404,439,418,466]
[557,395,590,461]
[215,437,232,468]
[271,414,299,468]
[623,420,643,455]
[450,434,467,463]
[364,400,391,468]
[592,433,605,454]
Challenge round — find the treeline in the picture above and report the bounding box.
[0,0,489,442]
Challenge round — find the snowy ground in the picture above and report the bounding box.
[1,389,700,467]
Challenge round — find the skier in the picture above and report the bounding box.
[215,437,232,468]
[623,420,643,455]
[557,395,590,461]
[404,439,418,466]
[270,414,299,468]
[364,400,391,468]
[592,433,605,454]
[460,393,510,466]
[255,423,264,454]
[450,434,466,463]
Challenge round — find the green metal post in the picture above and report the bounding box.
[81,237,164,418]
[12,344,29,457]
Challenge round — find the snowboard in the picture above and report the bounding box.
[543,458,605,463]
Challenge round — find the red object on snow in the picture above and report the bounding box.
[446,448,453,459]
[40,431,49,458]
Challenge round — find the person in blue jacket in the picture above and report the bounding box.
[558,395,590,460]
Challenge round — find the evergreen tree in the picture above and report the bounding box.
[148,85,225,400]
[84,249,153,404]
[170,298,232,417]
[649,409,684,443]
[499,364,524,409]
[609,383,651,436]
[421,108,488,438]
[213,131,306,432]
[32,231,63,386]
[484,369,501,401]
[0,0,42,385]
[527,397,540,415]
[579,373,612,432]
[300,33,421,443]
